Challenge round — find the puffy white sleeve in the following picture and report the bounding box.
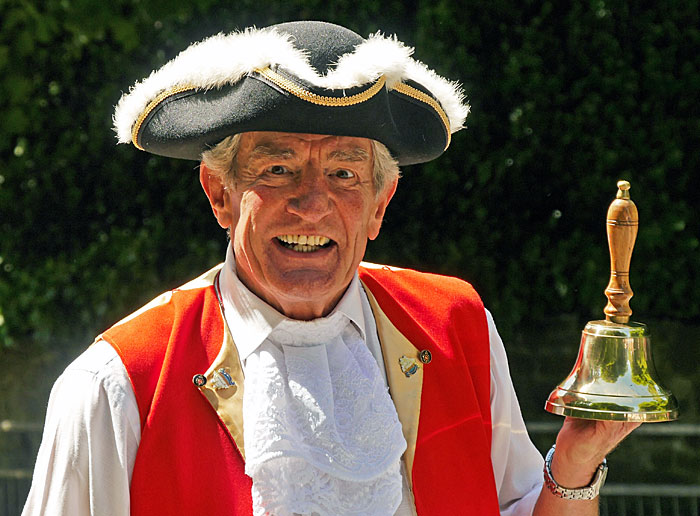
[487,310,545,516]
[21,340,140,516]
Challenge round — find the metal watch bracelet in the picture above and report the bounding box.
[543,444,608,500]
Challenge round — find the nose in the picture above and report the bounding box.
[286,171,332,222]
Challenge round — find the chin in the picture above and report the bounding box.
[272,272,347,314]
[280,277,338,300]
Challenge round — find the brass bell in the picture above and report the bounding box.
[545,181,679,422]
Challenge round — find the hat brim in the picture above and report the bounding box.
[134,66,451,166]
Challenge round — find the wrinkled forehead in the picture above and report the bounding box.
[238,131,373,162]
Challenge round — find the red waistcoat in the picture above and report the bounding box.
[101,263,500,515]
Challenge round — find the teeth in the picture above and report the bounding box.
[277,235,331,251]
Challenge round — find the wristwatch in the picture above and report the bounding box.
[543,445,608,500]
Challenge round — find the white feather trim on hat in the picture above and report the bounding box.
[113,27,468,144]
[405,59,470,132]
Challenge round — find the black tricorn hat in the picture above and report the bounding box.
[114,21,469,166]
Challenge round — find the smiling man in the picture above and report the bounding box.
[201,131,396,320]
[23,20,638,516]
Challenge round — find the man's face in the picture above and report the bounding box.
[206,132,396,320]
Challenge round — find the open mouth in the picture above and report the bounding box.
[276,234,333,253]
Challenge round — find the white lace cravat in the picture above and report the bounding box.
[243,311,407,516]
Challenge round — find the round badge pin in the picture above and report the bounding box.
[419,349,432,364]
[192,374,207,387]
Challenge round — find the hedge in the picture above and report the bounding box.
[1,0,698,355]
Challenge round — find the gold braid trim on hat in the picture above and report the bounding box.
[392,83,451,150]
[255,67,387,106]
[132,85,197,150]
[131,66,451,151]
[259,67,451,149]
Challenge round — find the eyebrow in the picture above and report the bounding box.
[248,144,370,163]
[327,148,370,162]
[250,144,296,159]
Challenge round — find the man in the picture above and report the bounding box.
[23,20,638,515]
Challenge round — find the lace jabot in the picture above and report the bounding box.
[243,311,407,516]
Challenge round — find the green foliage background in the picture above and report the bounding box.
[1,0,699,483]
[3,0,697,350]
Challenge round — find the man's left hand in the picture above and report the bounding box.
[533,418,641,516]
[551,417,641,488]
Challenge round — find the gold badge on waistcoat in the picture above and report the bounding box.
[210,367,236,390]
[399,356,420,378]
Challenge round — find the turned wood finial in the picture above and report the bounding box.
[604,180,638,323]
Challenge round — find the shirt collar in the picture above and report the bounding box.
[219,244,367,363]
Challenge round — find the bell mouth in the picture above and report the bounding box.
[545,389,680,422]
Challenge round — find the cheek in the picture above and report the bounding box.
[341,195,376,242]
[236,191,262,221]
[234,191,271,240]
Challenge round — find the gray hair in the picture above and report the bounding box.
[201,134,400,195]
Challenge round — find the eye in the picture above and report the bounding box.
[267,165,290,175]
[333,169,355,179]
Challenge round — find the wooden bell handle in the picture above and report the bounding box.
[604,180,638,323]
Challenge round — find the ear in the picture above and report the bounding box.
[368,177,398,240]
[200,163,234,229]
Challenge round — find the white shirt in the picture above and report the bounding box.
[23,251,543,515]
